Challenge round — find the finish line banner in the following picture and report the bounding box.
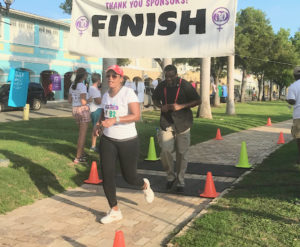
[69,0,237,58]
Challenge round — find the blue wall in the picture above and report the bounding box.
[0,12,102,101]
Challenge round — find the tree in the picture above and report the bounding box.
[275,70,294,98]
[199,58,212,119]
[265,29,298,100]
[235,8,274,101]
[116,58,131,66]
[60,0,72,14]
[226,56,235,115]
[291,31,300,62]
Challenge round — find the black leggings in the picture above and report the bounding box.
[99,135,144,208]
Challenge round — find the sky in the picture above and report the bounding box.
[9,0,300,36]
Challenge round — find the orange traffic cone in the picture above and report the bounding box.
[200,172,220,198]
[84,161,102,184]
[266,117,272,126]
[277,132,285,144]
[113,230,126,247]
[214,128,223,140]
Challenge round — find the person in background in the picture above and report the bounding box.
[152,78,160,90]
[133,76,145,121]
[286,66,300,164]
[122,75,129,86]
[88,73,102,152]
[191,81,196,89]
[152,65,200,193]
[94,65,154,224]
[124,76,136,91]
[144,77,154,108]
[68,68,90,164]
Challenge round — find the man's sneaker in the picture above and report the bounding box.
[100,209,123,224]
[166,179,176,190]
[143,178,154,203]
[89,146,97,152]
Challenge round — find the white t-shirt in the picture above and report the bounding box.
[69,82,87,107]
[88,85,102,112]
[136,81,145,103]
[287,79,300,119]
[125,80,136,91]
[101,86,139,139]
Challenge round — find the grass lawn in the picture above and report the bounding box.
[172,140,300,247]
[0,101,293,214]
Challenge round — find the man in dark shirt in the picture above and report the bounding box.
[152,65,200,193]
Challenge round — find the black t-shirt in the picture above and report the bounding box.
[152,77,200,133]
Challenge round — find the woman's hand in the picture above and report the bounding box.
[101,118,117,128]
[93,124,103,137]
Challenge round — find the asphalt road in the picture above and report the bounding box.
[0,101,72,123]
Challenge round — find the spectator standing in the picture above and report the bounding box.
[124,77,136,91]
[133,76,145,121]
[94,65,154,224]
[68,68,90,164]
[191,81,196,89]
[88,73,102,152]
[144,77,153,107]
[152,65,200,193]
[152,78,160,90]
[286,66,300,163]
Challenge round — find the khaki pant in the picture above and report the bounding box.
[158,126,190,186]
[291,119,300,138]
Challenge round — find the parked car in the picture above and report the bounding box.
[0,83,47,112]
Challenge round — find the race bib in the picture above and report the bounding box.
[104,104,119,118]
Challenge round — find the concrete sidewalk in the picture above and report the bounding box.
[0,101,72,123]
[0,120,293,246]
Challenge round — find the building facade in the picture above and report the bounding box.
[0,9,102,101]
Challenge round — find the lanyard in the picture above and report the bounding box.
[164,78,182,105]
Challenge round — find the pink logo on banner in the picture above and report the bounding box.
[212,7,230,32]
[76,16,89,35]
[51,74,61,91]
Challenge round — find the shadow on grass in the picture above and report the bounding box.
[0,118,79,160]
[211,204,299,225]
[1,149,65,196]
[182,223,264,247]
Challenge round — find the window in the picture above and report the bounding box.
[10,19,34,45]
[39,25,59,50]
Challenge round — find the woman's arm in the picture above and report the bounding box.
[80,93,88,106]
[94,97,101,105]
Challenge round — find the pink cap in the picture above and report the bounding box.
[105,65,124,77]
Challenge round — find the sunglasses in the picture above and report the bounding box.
[106,74,119,79]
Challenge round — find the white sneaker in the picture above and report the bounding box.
[100,209,123,224]
[143,178,154,203]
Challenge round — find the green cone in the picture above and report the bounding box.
[236,141,252,168]
[145,136,160,161]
